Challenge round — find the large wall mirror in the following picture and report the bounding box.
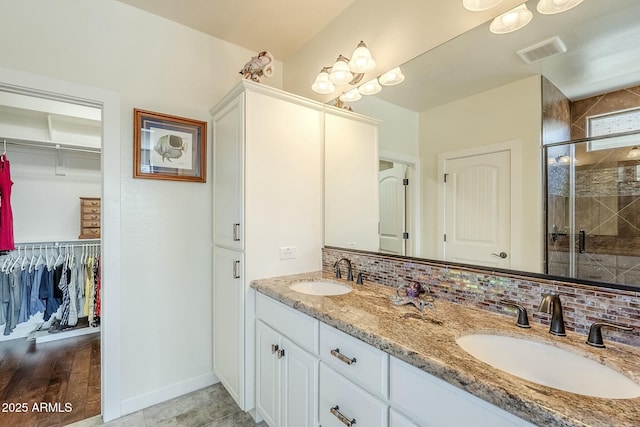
[324,0,640,288]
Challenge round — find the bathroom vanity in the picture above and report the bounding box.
[251,272,640,427]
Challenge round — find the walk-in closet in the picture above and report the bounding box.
[0,89,102,427]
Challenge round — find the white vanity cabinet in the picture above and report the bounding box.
[211,80,324,411]
[256,293,319,427]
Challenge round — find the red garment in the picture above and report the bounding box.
[0,154,15,251]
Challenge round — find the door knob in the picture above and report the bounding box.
[491,252,508,259]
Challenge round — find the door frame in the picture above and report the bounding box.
[379,150,421,257]
[0,66,122,422]
[437,140,523,266]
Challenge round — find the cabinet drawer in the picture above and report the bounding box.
[82,220,100,228]
[81,198,101,207]
[82,213,100,221]
[319,322,388,399]
[80,228,101,238]
[319,363,388,427]
[389,357,535,427]
[82,207,101,214]
[256,293,319,354]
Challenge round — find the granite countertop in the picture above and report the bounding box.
[250,271,640,427]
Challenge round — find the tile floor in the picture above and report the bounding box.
[66,383,267,427]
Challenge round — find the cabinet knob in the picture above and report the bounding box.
[271,344,279,354]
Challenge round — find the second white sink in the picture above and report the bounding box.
[456,334,640,399]
[289,280,352,296]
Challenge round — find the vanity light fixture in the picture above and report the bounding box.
[378,67,405,86]
[349,41,376,74]
[489,4,533,34]
[339,88,362,102]
[358,78,382,96]
[311,41,375,94]
[328,55,354,85]
[311,67,336,94]
[627,146,640,159]
[537,0,584,15]
[463,0,503,11]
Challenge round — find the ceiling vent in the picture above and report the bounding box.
[517,36,567,64]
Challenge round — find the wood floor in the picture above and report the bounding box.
[0,333,100,427]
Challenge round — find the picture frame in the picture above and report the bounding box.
[133,109,207,183]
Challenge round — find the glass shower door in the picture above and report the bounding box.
[546,140,640,285]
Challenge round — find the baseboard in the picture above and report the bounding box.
[120,372,219,416]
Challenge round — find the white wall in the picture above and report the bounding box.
[354,96,419,159]
[0,0,283,418]
[419,76,542,272]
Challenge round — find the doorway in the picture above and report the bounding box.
[0,67,121,423]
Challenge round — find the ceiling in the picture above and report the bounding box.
[116,0,358,60]
[115,1,640,113]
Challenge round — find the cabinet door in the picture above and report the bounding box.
[256,320,281,427]
[281,336,319,427]
[213,94,244,249]
[213,247,244,408]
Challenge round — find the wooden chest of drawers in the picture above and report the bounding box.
[79,197,101,239]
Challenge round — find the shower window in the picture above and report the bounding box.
[587,107,640,151]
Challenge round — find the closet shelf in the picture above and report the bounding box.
[2,136,100,154]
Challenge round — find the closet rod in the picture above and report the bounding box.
[2,138,101,154]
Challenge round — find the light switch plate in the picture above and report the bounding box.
[279,246,296,260]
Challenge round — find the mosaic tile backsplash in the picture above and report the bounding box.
[323,247,640,347]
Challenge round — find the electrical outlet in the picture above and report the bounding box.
[279,246,296,260]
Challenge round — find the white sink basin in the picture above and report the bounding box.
[289,280,352,296]
[456,334,640,399]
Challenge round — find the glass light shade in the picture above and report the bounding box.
[489,4,533,34]
[349,41,376,73]
[311,70,335,94]
[328,56,354,85]
[537,0,584,15]
[627,146,640,159]
[339,89,362,102]
[463,0,503,11]
[358,78,382,95]
[378,67,405,86]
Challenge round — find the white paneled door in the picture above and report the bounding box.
[443,149,511,268]
[379,162,408,255]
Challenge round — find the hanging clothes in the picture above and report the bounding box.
[0,154,15,251]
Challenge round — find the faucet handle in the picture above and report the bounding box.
[501,300,531,329]
[356,272,364,284]
[586,322,633,348]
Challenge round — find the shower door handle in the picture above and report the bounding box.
[578,230,586,254]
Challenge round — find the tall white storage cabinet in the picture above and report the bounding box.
[211,80,324,413]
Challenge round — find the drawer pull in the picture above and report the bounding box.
[271,344,279,354]
[233,223,241,241]
[331,348,356,365]
[232,260,240,279]
[277,348,285,359]
[330,405,356,426]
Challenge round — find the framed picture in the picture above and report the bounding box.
[133,109,207,183]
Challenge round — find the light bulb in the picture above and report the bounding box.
[311,68,335,94]
[489,4,533,34]
[349,41,376,74]
[379,67,405,86]
[537,0,584,15]
[339,89,362,102]
[328,55,353,85]
[358,78,382,96]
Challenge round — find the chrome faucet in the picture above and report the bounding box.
[334,258,354,281]
[538,293,566,336]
